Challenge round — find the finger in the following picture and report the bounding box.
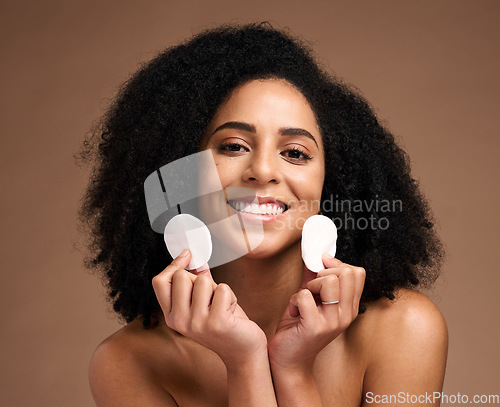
[290,289,320,327]
[152,250,192,316]
[170,269,195,323]
[193,262,210,274]
[317,255,366,320]
[287,300,300,318]
[306,275,340,301]
[306,275,340,320]
[352,267,366,315]
[322,253,343,268]
[164,249,192,274]
[338,267,356,326]
[190,263,217,290]
[210,283,237,317]
[191,274,214,319]
[317,254,344,278]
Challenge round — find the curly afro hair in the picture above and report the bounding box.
[76,22,444,328]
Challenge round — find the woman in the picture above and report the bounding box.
[78,23,447,406]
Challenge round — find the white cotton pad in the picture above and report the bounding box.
[301,215,338,273]
[164,214,212,270]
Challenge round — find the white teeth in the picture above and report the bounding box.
[259,204,267,214]
[229,200,285,215]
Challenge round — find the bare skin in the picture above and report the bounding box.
[89,79,448,406]
[89,282,448,406]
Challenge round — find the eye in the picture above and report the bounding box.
[217,142,249,154]
[282,147,313,162]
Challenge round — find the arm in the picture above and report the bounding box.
[269,254,366,406]
[361,289,448,407]
[269,287,328,406]
[270,362,323,406]
[225,348,277,406]
[153,250,278,407]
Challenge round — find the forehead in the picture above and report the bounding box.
[211,79,320,129]
[199,79,324,155]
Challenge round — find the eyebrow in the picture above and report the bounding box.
[209,121,319,148]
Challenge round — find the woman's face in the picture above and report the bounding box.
[200,79,325,258]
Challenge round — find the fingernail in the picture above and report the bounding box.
[194,263,209,274]
[323,252,334,259]
[179,249,190,257]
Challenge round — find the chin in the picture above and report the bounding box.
[244,236,300,259]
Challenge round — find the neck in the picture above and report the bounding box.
[211,241,304,341]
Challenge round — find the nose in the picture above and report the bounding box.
[243,147,282,185]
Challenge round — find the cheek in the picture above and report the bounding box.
[285,170,324,216]
[289,167,324,197]
[214,157,243,186]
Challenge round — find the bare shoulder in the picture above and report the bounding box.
[360,288,448,351]
[89,319,178,406]
[358,288,448,399]
[370,288,446,335]
[89,319,157,379]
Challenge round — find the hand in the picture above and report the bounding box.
[268,253,366,371]
[152,250,267,366]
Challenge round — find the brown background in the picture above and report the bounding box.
[1,0,499,406]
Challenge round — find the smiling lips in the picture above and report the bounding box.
[227,197,289,216]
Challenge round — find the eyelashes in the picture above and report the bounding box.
[217,142,313,163]
[285,146,313,161]
[218,142,245,153]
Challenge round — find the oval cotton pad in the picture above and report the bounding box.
[301,214,338,273]
[164,214,212,270]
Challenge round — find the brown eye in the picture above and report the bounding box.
[217,142,248,153]
[282,147,312,162]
